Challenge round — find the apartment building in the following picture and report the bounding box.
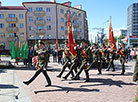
[0,2,27,50]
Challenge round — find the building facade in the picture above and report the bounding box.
[120,29,127,37]
[127,3,138,46]
[0,3,27,50]
[23,1,88,47]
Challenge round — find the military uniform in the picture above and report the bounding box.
[133,53,138,82]
[117,47,128,75]
[23,42,51,87]
[57,47,74,78]
[88,47,101,74]
[72,46,92,82]
[106,48,116,71]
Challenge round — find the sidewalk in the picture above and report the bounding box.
[0,57,137,102]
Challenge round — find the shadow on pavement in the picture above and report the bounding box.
[68,78,136,88]
[34,85,100,94]
[0,84,19,89]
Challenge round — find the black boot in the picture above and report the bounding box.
[23,81,29,86]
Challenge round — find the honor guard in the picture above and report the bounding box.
[23,41,51,87]
[117,43,128,75]
[106,45,116,71]
[57,41,74,78]
[87,43,102,74]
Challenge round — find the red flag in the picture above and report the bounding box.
[68,12,76,56]
[107,19,117,50]
[56,39,58,50]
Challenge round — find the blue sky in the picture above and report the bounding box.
[0,0,135,40]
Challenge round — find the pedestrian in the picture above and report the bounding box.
[23,41,51,87]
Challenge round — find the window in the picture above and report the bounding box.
[46,8,50,12]
[78,28,82,32]
[29,17,33,22]
[78,21,81,25]
[36,17,43,21]
[60,9,64,14]
[47,34,51,39]
[28,7,32,12]
[19,14,23,19]
[61,18,64,22]
[73,12,76,16]
[9,24,16,27]
[73,20,77,24]
[9,33,15,37]
[0,24,5,28]
[20,32,24,38]
[61,26,64,31]
[29,26,33,31]
[74,28,77,31]
[47,25,51,30]
[36,8,43,11]
[20,23,24,28]
[8,14,16,18]
[61,35,64,39]
[37,26,43,29]
[78,13,81,17]
[46,17,51,21]
[0,14,4,19]
[0,33,5,38]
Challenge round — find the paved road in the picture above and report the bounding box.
[0,57,137,102]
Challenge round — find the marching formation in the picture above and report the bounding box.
[23,39,128,87]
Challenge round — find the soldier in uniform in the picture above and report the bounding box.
[87,43,101,74]
[72,40,92,82]
[117,43,128,75]
[63,40,81,80]
[23,41,51,87]
[106,45,116,71]
[99,43,108,69]
[57,41,74,78]
[133,53,138,82]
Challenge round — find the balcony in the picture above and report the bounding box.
[34,20,46,26]
[7,37,15,42]
[73,16,79,20]
[6,27,18,33]
[6,17,18,23]
[34,11,45,17]
[35,29,46,34]
[73,23,79,28]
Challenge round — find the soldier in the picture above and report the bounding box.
[57,41,74,78]
[63,40,81,80]
[133,53,138,83]
[72,40,92,82]
[87,43,101,74]
[117,43,128,75]
[99,43,108,69]
[106,45,116,71]
[23,41,51,87]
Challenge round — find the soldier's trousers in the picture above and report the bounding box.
[88,60,101,74]
[120,58,125,73]
[73,61,89,81]
[64,61,79,79]
[133,61,138,82]
[26,67,51,85]
[107,59,115,71]
[58,61,74,77]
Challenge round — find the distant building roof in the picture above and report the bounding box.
[0,6,27,10]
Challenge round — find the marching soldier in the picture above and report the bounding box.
[63,40,81,80]
[23,41,51,87]
[87,43,101,74]
[99,43,108,69]
[57,41,74,78]
[117,43,128,75]
[72,40,92,82]
[133,53,138,82]
[106,45,116,71]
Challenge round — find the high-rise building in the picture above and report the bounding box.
[0,2,27,50]
[23,1,88,47]
[120,29,127,37]
[127,3,138,36]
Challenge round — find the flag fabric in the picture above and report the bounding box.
[116,37,119,50]
[56,39,58,50]
[68,12,76,56]
[10,41,16,59]
[23,42,29,59]
[127,35,130,50]
[107,18,117,50]
[15,41,20,59]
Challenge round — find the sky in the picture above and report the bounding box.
[0,0,136,41]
